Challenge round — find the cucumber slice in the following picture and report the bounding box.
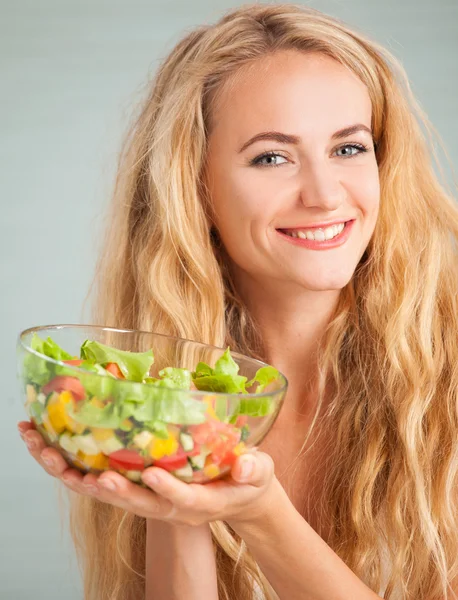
[189,454,207,470]
[72,434,100,456]
[179,432,194,452]
[173,463,194,479]
[96,436,124,455]
[125,470,142,482]
[133,430,154,450]
[59,432,79,455]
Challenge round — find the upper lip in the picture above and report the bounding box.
[277,219,354,231]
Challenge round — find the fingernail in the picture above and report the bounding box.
[42,457,55,468]
[25,439,36,450]
[100,479,117,491]
[239,457,254,480]
[84,484,98,494]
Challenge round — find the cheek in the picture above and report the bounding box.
[349,166,380,222]
[211,172,271,246]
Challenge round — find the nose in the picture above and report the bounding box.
[298,160,346,211]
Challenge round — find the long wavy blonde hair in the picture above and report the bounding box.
[68,4,458,599]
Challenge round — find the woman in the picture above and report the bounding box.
[18,4,458,599]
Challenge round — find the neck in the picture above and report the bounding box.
[234,268,341,419]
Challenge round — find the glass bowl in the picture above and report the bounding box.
[17,325,287,484]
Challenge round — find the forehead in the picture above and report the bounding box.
[209,50,372,142]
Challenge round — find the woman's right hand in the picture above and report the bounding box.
[19,420,220,600]
[18,420,99,495]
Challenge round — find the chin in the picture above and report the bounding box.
[296,271,355,292]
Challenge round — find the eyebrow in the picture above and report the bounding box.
[238,124,373,153]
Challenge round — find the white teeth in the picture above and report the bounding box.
[324,226,335,240]
[283,222,346,241]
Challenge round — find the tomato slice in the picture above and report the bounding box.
[153,453,188,472]
[63,359,84,366]
[220,450,238,468]
[42,375,85,402]
[109,449,145,471]
[105,362,125,379]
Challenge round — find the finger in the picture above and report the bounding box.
[21,429,69,478]
[17,420,35,437]
[96,471,170,518]
[231,450,275,487]
[142,468,197,509]
[61,469,87,493]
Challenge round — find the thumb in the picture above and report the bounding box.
[232,449,275,487]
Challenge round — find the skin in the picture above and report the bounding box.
[18,50,380,562]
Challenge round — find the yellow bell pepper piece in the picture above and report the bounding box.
[149,434,179,460]
[47,391,85,435]
[203,464,220,479]
[89,397,105,409]
[121,419,133,431]
[92,427,114,441]
[41,412,58,441]
[233,442,246,456]
[77,452,109,471]
[204,397,219,421]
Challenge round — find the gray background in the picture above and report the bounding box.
[1,0,457,598]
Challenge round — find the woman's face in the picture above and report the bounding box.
[205,50,380,292]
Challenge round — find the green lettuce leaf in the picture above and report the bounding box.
[66,401,121,428]
[42,336,74,361]
[192,362,213,378]
[158,367,192,389]
[193,374,247,394]
[23,333,74,386]
[191,348,247,394]
[80,340,154,382]
[214,347,239,377]
[246,366,279,393]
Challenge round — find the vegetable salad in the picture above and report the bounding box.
[22,334,279,483]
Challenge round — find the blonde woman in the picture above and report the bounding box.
[18,4,458,600]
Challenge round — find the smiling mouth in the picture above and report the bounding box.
[278,220,353,241]
[276,219,355,248]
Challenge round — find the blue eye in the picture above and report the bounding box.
[334,143,368,158]
[250,152,289,167]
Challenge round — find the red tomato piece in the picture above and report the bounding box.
[42,375,86,402]
[109,449,145,471]
[220,450,238,468]
[188,422,214,445]
[105,362,125,379]
[153,453,188,472]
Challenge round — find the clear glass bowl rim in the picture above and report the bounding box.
[18,324,288,399]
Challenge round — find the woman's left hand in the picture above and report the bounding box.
[18,420,278,527]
